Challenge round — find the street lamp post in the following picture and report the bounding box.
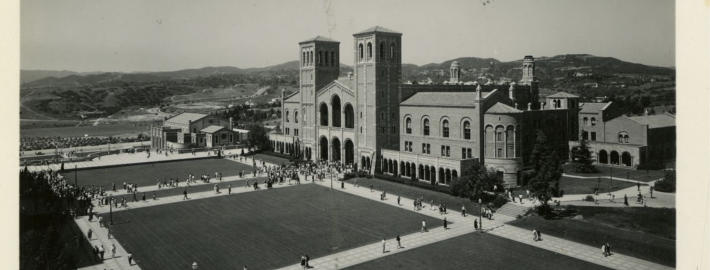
[478,198,483,233]
[109,194,113,226]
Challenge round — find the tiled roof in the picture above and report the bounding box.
[200,125,227,133]
[629,113,675,129]
[580,102,611,113]
[486,102,523,114]
[400,92,484,107]
[165,113,207,125]
[354,26,402,35]
[299,36,339,44]
[546,92,579,98]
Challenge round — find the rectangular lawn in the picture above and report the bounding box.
[562,164,667,182]
[346,232,611,270]
[109,184,442,270]
[65,158,254,189]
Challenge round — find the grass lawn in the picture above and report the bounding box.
[345,232,610,270]
[509,206,676,267]
[562,164,666,182]
[65,159,254,189]
[21,124,150,138]
[343,177,483,217]
[109,184,442,270]
[559,176,643,195]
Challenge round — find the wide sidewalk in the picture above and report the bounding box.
[275,179,672,270]
[24,149,238,172]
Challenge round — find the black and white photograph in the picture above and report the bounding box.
[4,0,709,269]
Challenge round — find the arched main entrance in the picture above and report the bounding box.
[598,150,608,164]
[332,137,341,162]
[344,140,354,165]
[621,152,632,166]
[332,95,341,127]
[319,137,328,161]
[610,151,619,165]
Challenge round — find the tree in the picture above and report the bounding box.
[246,124,270,151]
[527,130,563,211]
[450,161,502,201]
[570,139,598,173]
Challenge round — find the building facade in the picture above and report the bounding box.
[151,113,243,149]
[269,26,579,186]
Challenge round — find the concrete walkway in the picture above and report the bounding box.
[274,179,672,270]
[25,151,218,172]
[76,215,141,270]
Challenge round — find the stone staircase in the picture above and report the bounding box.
[495,202,532,218]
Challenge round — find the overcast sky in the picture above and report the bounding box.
[20,0,675,72]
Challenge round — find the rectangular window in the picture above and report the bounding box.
[590,132,596,141]
[427,144,431,154]
[497,148,502,157]
[441,146,445,156]
[467,148,472,158]
[423,143,426,153]
[295,129,299,137]
[497,132,503,141]
[446,146,450,157]
[582,131,588,141]
[462,148,466,159]
[405,142,408,151]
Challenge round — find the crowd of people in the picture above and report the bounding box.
[20,136,148,152]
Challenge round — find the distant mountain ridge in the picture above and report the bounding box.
[21,54,673,86]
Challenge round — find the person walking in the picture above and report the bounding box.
[107,226,112,239]
[152,191,156,200]
[183,188,188,200]
[461,205,466,217]
[87,228,93,240]
[420,220,428,232]
[443,218,448,229]
[623,194,628,206]
[396,234,402,249]
[111,243,116,259]
[637,182,641,191]
[99,245,105,260]
[228,184,232,194]
[305,254,310,268]
[93,245,99,262]
[474,219,479,231]
[382,238,387,253]
[141,193,146,202]
[300,255,306,270]
[132,192,137,202]
[532,229,538,241]
[397,195,401,206]
[127,252,133,265]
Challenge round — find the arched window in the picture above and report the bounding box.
[583,117,588,126]
[303,108,306,124]
[309,51,313,65]
[294,110,299,123]
[344,104,354,128]
[358,44,364,60]
[463,121,471,140]
[285,110,290,122]
[423,119,430,136]
[319,103,328,126]
[624,134,629,143]
[324,51,328,66]
[332,95,341,127]
[591,117,596,126]
[318,51,322,65]
[302,52,306,66]
[442,120,449,138]
[367,42,373,59]
[390,43,396,59]
[405,118,412,134]
[618,133,624,143]
[380,42,385,59]
[331,51,335,66]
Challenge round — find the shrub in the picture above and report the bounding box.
[374,174,451,194]
[637,160,664,170]
[654,170,676,192]
[584,195,595,202]
[493,195,508,208]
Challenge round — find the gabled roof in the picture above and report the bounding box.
[486,102,523,114]
[165,113,208,125]
[580,102,611,113]
[201,125,228,133]
[400,92,484,107]
[284,91,300,103]
[629,113,675,129]
[546,92,579,98]
[353,26,402,36]
[299,36,339,44]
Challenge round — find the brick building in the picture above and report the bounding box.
[151,113,242,149]
[268,26,581,186]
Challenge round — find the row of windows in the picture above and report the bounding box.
[462,148,473,159]
[404,118,471,139]
[404,141,413,152]
[302,50,337,67]
[582,117,597,126]
[378,125,397,134]
[582,131,597,141]
[285,128,300,137]
[358,42,397,62]
[441,146,451,157]
[285,110,301,123]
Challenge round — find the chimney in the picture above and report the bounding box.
[527,103,532,111]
